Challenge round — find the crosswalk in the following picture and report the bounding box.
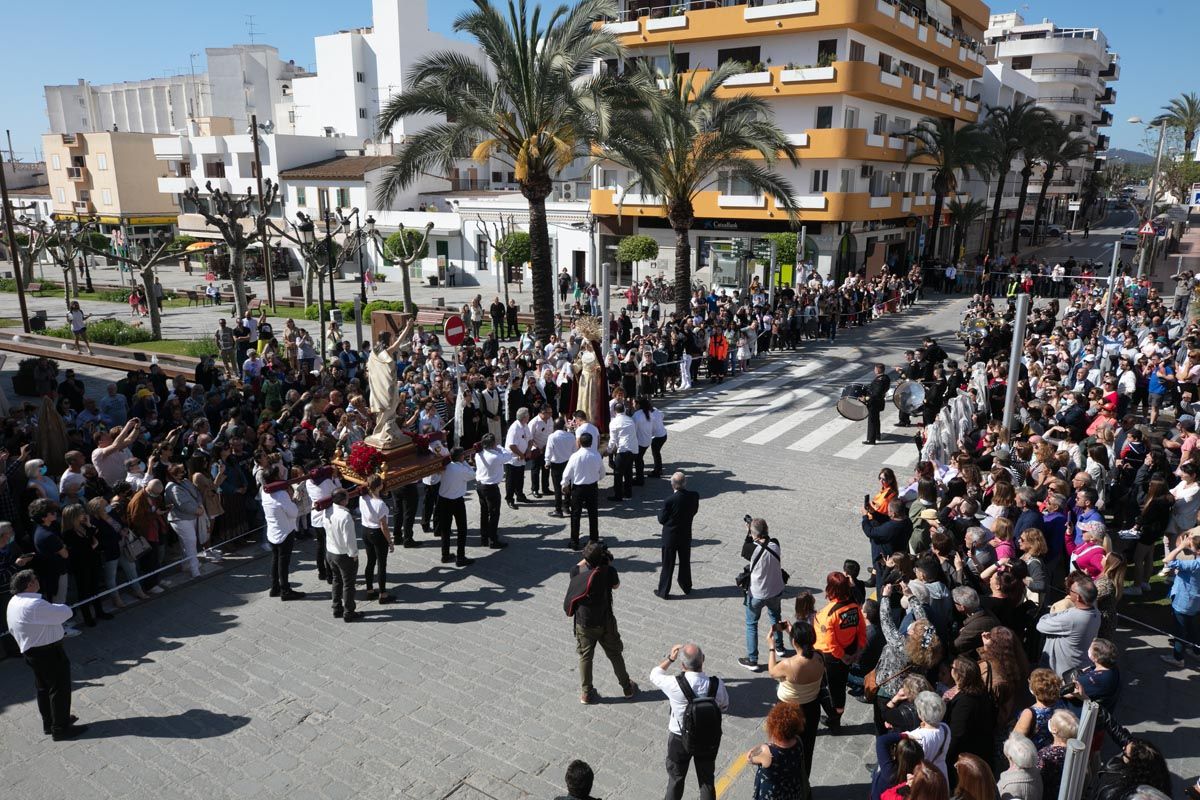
[663,354,921,468]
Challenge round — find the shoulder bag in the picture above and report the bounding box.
[863,663,915,704]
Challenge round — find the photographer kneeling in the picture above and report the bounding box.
[739,517,787,672]
[565,541,638,705]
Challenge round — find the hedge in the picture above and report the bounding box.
[44,318,154,346]
[306,299,410,321]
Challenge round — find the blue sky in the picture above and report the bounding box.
[0,0,1194,164]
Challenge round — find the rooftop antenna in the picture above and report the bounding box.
[188,52,202,119]
[245,15,263,44]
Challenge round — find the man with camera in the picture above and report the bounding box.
[738,518,787,672]
[565,542,637,705]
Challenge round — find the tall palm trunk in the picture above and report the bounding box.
[927,190,946,261]
[522,175,554,341]
[1031,163,1058,248]
[1010,165,1033,254]
[987,170,1007,257]
[668,201,695,315]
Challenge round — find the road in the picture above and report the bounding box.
[0,235,1196,799]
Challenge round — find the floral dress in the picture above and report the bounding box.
[753,742,811,800]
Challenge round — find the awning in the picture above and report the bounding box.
[186,241,219,252]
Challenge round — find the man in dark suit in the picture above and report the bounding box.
[862,363,890,445]
[861,499,911,590]
[654,472,700,598]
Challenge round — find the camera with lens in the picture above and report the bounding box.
[744,514,753,525]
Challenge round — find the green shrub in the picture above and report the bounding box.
[616,235,659,264]
[384,229,429,262]
[98,289,133,303]
[496,231,531,266]
[304,304,321,320]
[44,318,154,346]
[184,338,220,357]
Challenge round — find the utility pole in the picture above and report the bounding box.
[1138,121,1167,280]
[0,162,31,332]
[601,260,612,358]
[250,114,275,310]
[1001,293,1030,435]
[1103,240,1119,333]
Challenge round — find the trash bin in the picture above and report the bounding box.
[329,308,344,325]
[427,275,439,287]
[30,310,47,332]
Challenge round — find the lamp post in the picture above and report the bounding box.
[249,115,276,310]
[297,215,326,366]
[321,210,338,307]
[336,207,368,304]
[1128,115,1167,280]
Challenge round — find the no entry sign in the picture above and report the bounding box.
[444,314,467,346]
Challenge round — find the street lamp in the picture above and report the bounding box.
[297,213,327,366]
[335,207,368,304]
[1128,115,1167,280]
[321,210,338,306]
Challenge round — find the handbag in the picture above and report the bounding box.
[863,663,915,703]
[121,531,151,562]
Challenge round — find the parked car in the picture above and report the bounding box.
[1018,223,1064,238]
[1120,229,1139,248]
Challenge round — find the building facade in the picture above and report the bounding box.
[592,0,992,281]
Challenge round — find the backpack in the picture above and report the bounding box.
[563,565,605,618]
[676,675,722,757]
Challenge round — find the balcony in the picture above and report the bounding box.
[1039,95,1088,108]
[446,178,492,192]
[153,135,193,161]
[60,133,82,148]
[1031,67,1092,77]
[1099,56,1119,80]
[66,166,88,182]
[158,176,197,194]
[1098,110,1113,127]
[72,200,93,214]
[1096,134,1109,152]
[1097,86,1116,104]
[591,187,916,223]
[683,61,977,121]
[602,0,986,77]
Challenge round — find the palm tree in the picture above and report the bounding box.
[947,197,988,261]
[613,54,800,313]
[1030,120,1092,245]
[374,0,639,340]
[1158,92,1200,157]
[981,100,1050,256]
[904,118,990,261]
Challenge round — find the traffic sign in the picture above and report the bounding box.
[443,314,467,346]
[1139,222,1155,236]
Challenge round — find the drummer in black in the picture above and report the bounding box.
[862,363,890,445]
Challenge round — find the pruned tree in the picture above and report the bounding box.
[616,235,659,284]
[76,228,177,340]
[13,218,98,309]
[379,222,434,313]
[182,180,279,317]
[475,214,526,307]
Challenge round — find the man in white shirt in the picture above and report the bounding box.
[5,569,88,740]
[528,405,553,498]
[631,398,654,485]
[305,465,337,583]
[607,403,638,502]
[262,478,304,601]
[324,489,361,621]
[90,418,140,486]
[649,642,729,800]
[473,433,512,549]
[572,410,600,454]
[437,447,477,567]
[504,408,533,509]
[545,417,576,518]
[562,432,605,550]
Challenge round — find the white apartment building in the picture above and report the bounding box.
[290,0,481,142]
[44,45,308,138]
[985,12,1118,223]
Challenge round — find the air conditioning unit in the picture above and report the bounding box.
[559,182,576,202]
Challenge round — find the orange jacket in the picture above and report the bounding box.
[708,334,729,360]
[814,599,867,660]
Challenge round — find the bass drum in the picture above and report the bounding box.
[837,383,869,421]
[893,379,927,414]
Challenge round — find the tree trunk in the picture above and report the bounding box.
[987,166,1007,256]
[230,246,249,318]
[1010,166,1033,255]
[1031,163,1056,248]
[522,177,554,342]
[667,200,695,315]
[304,258,314,308]
[927,191,946,261]
[400,257,416,313]
[141,265,162,340]
[21,249,34,284]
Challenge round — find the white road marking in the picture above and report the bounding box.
[668,361,806,432]
[705,362,856,439]
[787,417,857,452]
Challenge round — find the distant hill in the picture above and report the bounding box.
[1107,149,1155,165]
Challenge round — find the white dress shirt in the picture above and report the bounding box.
[529,416,553,449]
[5,593,73,652]
[562,448,605,486]
[649,408,667,438]
[649,665,730,735]
[262,487,299,545]
[475,447,513,485]
[575,422,600,453]
[505,420,532,466]
[438,461,475,499]
[305,477,336,528]
[608,413,638,454]
[632,410,654,448]
[359,495,389,529]
[545,430,576,465]
[324,504,358,557]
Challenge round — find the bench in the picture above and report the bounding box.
[414,310,445,328]
[185,290,201,307]
[26,283,42,293]
[0,337,197,380]
[247,297,263,312]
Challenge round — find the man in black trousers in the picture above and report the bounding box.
[862,363,890,445]
[654,472,700,599]
[5,570,88,740]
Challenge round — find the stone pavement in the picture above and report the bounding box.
[2,292,1197,799]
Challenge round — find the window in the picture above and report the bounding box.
[356,71,365,83]
[601,169,619,189]
[873,113,888,135]
[507,172,516,184]
[56,188,65,203]
[79,190,90,201]
[336,188,351,207]
[1011,56,1032,70]
[288,110,295,124]
[203,159,225,178]
[921,70,935,86]
[176,161,191,177]
[817,39,838,62]
[250,160,258,178]
[491,171,502,182]
[839,169,854,193]
[673,51,690,72]
[911,172,925,195]
[317,188,329,214]
[889,171,905,192]
[101,188,113,206]
[96,153,108,171]
[602,58,619,76]
[878,53,893,72]
[815,106,833,129]
[717,46,760,68]
[296,187,307,206]
[51,154,61,170]
[718,171,757,196]
[476,235,489,271]
[892,117,911,135]
[844,106,860,129]
[358,108,367,119]
[810,170,829,193]
[849,40,865,62]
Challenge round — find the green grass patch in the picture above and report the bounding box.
[43,318,154,346]
[122,337,218,357]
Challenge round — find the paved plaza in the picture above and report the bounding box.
[1,279,1197,800]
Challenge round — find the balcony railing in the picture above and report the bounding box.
[1040,96,1087,106]
[66,166,87,181]
[72,201,92,213]
[1097,87,1116,103]
[446,178,492,192]
[1031,67,1092,76]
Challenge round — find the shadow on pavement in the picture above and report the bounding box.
[77,708,251,740]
